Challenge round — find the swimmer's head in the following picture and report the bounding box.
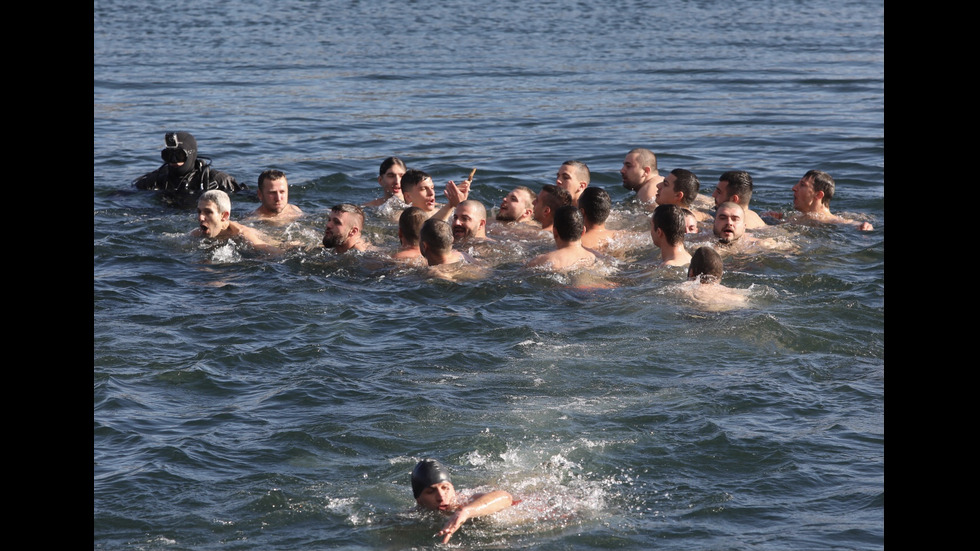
[411,458,452,499]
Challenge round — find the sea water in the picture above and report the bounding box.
[94,1,884,549]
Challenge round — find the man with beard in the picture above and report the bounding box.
[709,170,766,229]
[322,203,374,253]
[133,131,245,208]
[714,201,798,254]
[494,186,537,225]
[451,200,491,244]
[620,148,663,208]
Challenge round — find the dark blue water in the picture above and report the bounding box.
[94,1,884,549]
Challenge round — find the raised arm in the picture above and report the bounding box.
[431,177,472,222]
[436,490,513,543]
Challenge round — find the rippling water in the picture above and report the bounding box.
[94,1,884,549]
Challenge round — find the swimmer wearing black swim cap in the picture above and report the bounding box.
[410,458,516,544]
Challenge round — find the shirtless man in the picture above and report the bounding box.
[526,205,597,271]
[391,206,427,263]
[778,170,874,231]
[249,169,303,224]
[620,148,663,207]
[452,200,491,244]
[411,459,515,544]
[191,190,284,255]
[321,203,374,253]
[651,204,693,267]
[710,170,765,229]
[402,168,472,221]
[682,246,749,311]
[364,156,407,207]
[555,160,590,207]
[419,218,484,280]
[655,168,710,222]
[714,202,797,253]
[494,186,537,225]
[578,186,620,251]
[531,184,573,233]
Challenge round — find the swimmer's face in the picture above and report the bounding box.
[416,481,456,512]
[712,180,731,208]
[656,174,680,205]
[685,214,698,234]
[258,177,289,214]
[556,164,583,199]
[322,210,355,248]
[792,176,818,212]
[497,189,532,222]
[532,190,550,224]
[620,152,645,191]
[409,177,437,211]
[714,205,745,243]
[379,164,406,199]
[452,204,484,242]
[197,200,228,238]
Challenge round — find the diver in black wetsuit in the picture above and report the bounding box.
[132,131,246,208]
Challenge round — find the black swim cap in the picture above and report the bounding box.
[411,459,452,498]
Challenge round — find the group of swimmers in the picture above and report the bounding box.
[132,133,878,539]
[135,133,876,309]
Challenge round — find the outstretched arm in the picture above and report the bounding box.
[431,175,472,222]
[436,490,513,544]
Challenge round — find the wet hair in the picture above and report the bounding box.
[412,459,452,499]
[514,185,536,208]
[401,169,431,195]
[669,168,700,207]
[553,205,585,242]
[562,160,591,184]
[803,169,835,205]
[257,169,286,192]
[199,189,231,214]
[380,156,406,176]
[578,186,611,225]
[331,203,365,230]
[540,184,573,211]
[399,206,427,246]
[628,148,658,171]
[652,203,686,246]
[718,170,753,205]
[689,246,724,284]
[419,218,454,254]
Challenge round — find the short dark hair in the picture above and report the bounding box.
[331,203,364,229]
[420,218,453,253]
[257,169,286,191]
[401,169,430,195]
[652,204,686,246]
[578,186,611,225]
[399,206,427,246]
[718,170,753,204]
[670,168,700,207]
[803,169,835,205]
[552,205,585,242]
[540,184,573,211]
[562,160,591,184]
[689,246,724,283]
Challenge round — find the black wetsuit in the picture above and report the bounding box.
[132,156,246,208]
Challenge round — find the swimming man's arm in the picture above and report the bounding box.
[437,490,513,544]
